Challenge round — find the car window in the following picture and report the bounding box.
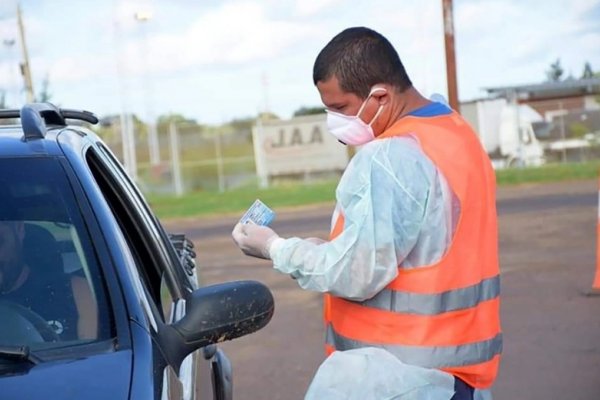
[0,157,113,350]
[85,145,181,322]
[96,143,194,293]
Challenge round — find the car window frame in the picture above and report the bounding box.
[58,154,133,344]
[84,142,202,399]
[96,143,195,294]
[84,144,185,323]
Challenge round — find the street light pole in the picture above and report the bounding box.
[16,3,34,102]
[112,14,138,181]
[134,11,160,167]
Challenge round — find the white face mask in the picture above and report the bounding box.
[325,87,386,146]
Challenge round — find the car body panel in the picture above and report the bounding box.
[0,126,63,156]
[0,350,132,399]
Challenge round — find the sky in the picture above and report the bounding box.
[0,0,599,125]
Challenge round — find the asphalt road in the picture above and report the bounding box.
[165,179,600,400]
[176,190,598,241]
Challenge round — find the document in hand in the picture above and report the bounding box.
[239,199,276,226]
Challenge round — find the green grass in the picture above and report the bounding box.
[496,161,600,185]
[148,180,338,219]
[148,161,600,220]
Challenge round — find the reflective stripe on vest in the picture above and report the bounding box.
[326,324,503,369]
[360,275,500,315]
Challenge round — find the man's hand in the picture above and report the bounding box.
[232,222,281,260]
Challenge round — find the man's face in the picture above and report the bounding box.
[0,221,24,291]
[316,75,385,133]
[316,76,366,116]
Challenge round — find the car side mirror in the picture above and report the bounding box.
[163,280,274,372]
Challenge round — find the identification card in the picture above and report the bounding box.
[239,199,276,226]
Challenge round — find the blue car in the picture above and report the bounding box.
[0,103,274,399]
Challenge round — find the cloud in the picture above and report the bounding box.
[42,56,113,83]
[0,17,17,41]
[123,1,321,74]
[569,0,600,35]
[19,1,321,86]
[293,0,342,17]
[0,1,17,18]
[456,0,520,34]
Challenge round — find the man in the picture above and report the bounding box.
[0,220,97,340]
[232,27,501,399]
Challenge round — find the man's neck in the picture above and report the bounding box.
[387,87,431,127]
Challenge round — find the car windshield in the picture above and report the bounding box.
[0,157,112,352]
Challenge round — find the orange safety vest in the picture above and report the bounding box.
[324,112,502,389]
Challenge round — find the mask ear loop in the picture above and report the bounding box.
[356,87,386,125]
[367,104,384,127]
[369,87,387,96]
[356,88,386,119]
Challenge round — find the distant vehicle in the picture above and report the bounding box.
[0,103,274,400]
[462,98,546,168]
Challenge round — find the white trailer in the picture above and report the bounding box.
[461,98,545,168]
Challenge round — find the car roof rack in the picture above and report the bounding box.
[0,103,99,140]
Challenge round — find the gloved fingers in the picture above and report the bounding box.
[232,221,280,260]
[242,222,277,237]
[232,222,246,244]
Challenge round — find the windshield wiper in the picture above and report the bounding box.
[0,345,41,365]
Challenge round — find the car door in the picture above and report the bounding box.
[83,142,215,400]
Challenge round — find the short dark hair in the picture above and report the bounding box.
[313,27,412,98]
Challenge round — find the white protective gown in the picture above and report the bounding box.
[271,132,493,400]
[271,135,459,301]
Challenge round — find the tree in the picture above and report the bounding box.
[293,106,326,117]
[258,111,279,121]
[581,62,594,79]
[153,113,205,139]
[545,58,564,82]
[227,116,256,133]
[157,113,198,126]
[569,122,589,138]
[221,112,279,132]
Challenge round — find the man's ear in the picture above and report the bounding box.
[371,85,391,106]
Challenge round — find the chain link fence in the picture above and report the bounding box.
[100,121,257,195]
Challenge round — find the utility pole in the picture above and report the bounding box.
[16,3,34,102]
[442,0,459,112]
[135,11,160,166]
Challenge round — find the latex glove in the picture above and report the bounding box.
[232,222,281,260]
